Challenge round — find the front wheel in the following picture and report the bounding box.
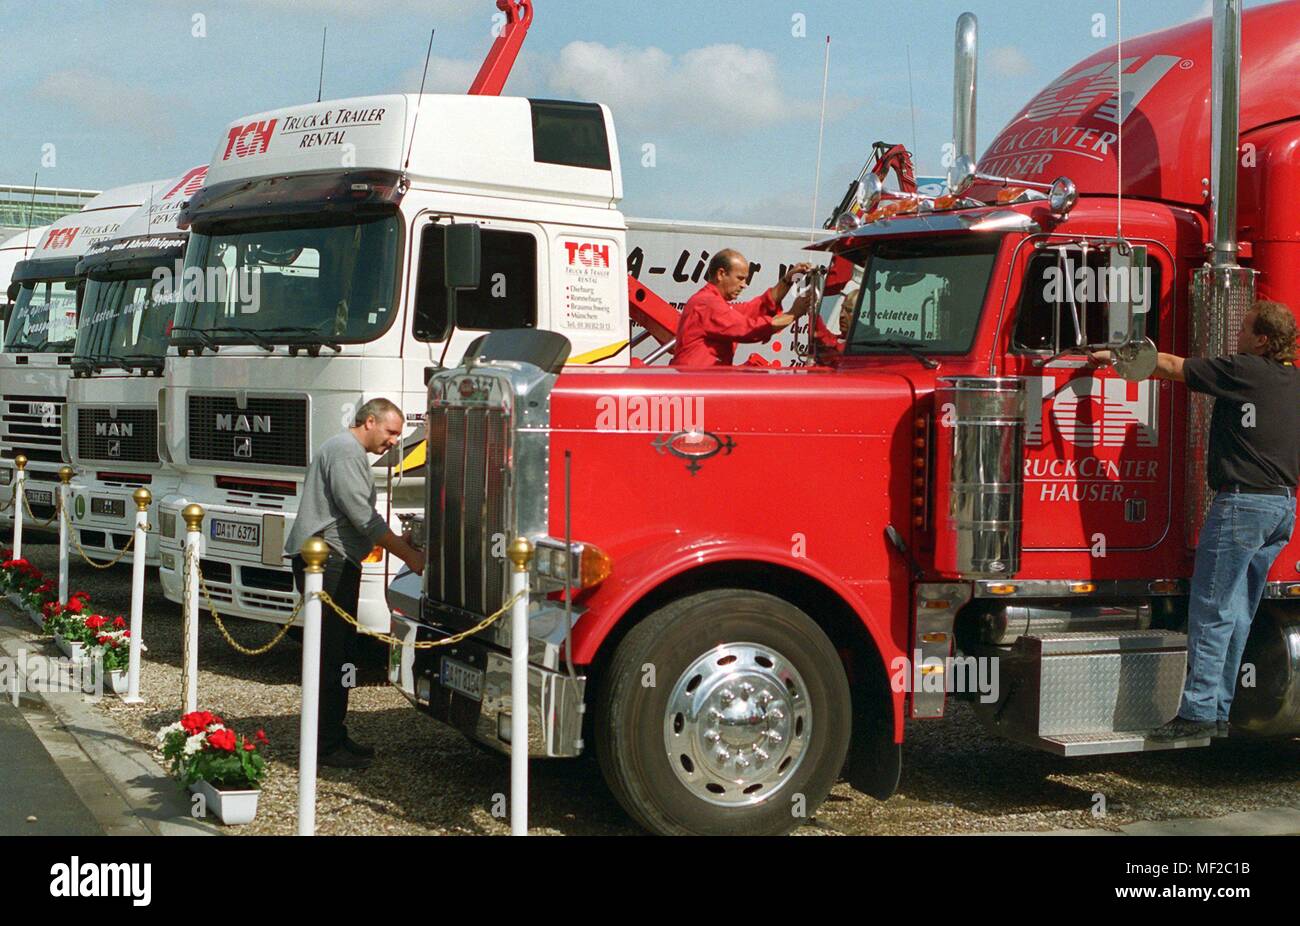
[594,589,851,835]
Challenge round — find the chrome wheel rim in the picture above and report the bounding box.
[663,641,811,807]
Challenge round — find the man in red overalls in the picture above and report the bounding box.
[671,249,813,367]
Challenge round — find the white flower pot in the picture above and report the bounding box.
[105,668,129,696]
[54,634,87,664]
[189,779,260,826]
[28,607,44,630]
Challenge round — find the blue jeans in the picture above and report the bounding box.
[1180,490,1297,722]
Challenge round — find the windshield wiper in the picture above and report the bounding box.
[70,351,115,371]
[7,340,48,353]
[852,337,940,369]
[118,353,166,372]
[170,326,220,353]
[264,326,344,354]
[215,326,276,352]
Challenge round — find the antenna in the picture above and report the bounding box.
[1116,0,1123,242]
[23,172,38,249]
[404,28,436,172]
[317,27,327,103]
[906,44,918,156]
[810,34,831,242]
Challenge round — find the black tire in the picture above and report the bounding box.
[594,589,851,836]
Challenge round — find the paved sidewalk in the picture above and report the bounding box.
[0,607,217,836]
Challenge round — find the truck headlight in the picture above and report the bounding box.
[532,539,612,590]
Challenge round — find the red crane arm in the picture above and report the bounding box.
[468,0,534,95]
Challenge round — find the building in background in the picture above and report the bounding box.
[0,184,100,240]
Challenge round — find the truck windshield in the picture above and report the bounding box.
[844,235,1000,355]
[75,271,173,369]
[172,214,400,348]
[4,279,79,353]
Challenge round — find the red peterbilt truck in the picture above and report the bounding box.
[387,1,1300,835]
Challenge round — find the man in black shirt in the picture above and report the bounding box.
[1092,300,1299,740]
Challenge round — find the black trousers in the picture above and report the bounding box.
[292,552,362,754]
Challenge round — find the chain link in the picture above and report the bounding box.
[182,544,522,658]
[316,587,524,649]
[181,544,193,711]
[60,505,151,569]
[20,487,61,528]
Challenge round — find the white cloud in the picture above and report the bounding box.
[989,45,1034,78]
[396,50,544,96]
[548,41,808,131]
[32,69,186,137]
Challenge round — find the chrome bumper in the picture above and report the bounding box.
[388,608,587,758]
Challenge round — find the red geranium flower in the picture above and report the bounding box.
[65,598,85,615]
[84,614,106,630]
[180,710,223,735]
[255,729,268,745]
[243,741,256,752]
[113,616,127,629]
[207,729,237,752]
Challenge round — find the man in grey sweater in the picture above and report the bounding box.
[286,397,425,768]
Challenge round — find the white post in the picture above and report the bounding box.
[182,503,203,715]
[57,466,72,605]
[123,488,151,704]
[11,455,26,560]
[506,536,534,836]
[296,537,328,837]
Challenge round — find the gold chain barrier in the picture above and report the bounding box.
[60,505,150,569]
[21,488,61,528]
[186,544,303,656]
[316,587,524,649]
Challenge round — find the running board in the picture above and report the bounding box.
[1033,731,1212,756]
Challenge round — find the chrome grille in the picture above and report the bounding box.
[76,408,158,464]
[187,395,308,468]
[426,403,511,615]
[1,394,65,465]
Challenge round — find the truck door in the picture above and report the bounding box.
[1001,238,1175,554]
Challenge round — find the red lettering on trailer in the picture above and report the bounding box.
[44,227,78,250]
[222,119,278,160]
[162,166,209,200]
[565,241,610,267]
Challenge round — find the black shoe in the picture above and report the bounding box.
[342,736,375,758]
[318,746,373,769]
[1147,716,1216,741]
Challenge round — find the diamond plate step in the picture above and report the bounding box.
[1036,731,1212,756]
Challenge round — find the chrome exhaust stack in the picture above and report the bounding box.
[1186,0,1256,543]
[950,12,978,189]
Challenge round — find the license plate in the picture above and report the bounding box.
[91,496,125,519]
[210,518,260,547]
[440,657,483,702]
[25,488,52,507]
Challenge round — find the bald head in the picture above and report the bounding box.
[706,249,751,301]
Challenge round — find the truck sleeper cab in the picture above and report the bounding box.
[0,184,159,531]
[66,166,208,565]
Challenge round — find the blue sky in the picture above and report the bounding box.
[0,0,1249,226]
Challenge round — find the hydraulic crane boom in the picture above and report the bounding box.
[468,0,534,95]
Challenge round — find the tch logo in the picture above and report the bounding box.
[1022,54,1180,126]
[44,227,78,250]
[222,119,277,160]
[1024,374,1158,449]
[564,241,610,268]
[162,165,209,200]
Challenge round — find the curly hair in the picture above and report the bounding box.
[1251,300,1298,363]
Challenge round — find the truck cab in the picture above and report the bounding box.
[389,2,1300,836]
[65,166,208,564]
[0,184,157,530]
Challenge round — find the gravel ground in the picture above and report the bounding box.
[9,538,1298,835]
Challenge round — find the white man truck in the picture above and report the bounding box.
[155,93,818,630]
[0,184,157,531]
[66,167,208,564]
